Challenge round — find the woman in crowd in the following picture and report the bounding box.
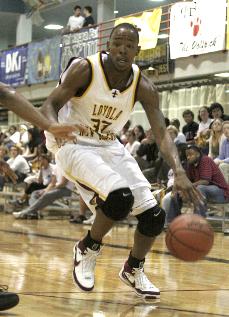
[208,118,226,159]
[133,125,145,142]
[125,130,140,156]
[197,106,213,135]
[23,127,41,161]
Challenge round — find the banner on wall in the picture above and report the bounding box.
[61,27,99,70]
[169,0,227,59]
[135,44,174,74]
[0,45,28,86]
[27,36,61,84]
[115,9,162,50]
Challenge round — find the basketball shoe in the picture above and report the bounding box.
[73,241,100,291]
[119,262,160,299]
[0,285,19,311]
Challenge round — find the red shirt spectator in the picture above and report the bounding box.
[186,154,229,198]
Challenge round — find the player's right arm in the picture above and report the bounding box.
[40,59,91,123]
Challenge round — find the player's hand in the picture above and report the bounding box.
[0,161,18,184]
[47,123,86,141]
[173,169,205,207]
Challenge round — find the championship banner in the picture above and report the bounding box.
[27,36,61,84]
[115,9,162,50]
[0,45,28,86]
[169,0,227,59]
[61,27,99,70]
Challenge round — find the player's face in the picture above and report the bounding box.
[186,149,200,164]
[108,28,140,72]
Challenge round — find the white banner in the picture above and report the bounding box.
[169,0,227,59]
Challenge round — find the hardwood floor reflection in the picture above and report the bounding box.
[0,214,229,317]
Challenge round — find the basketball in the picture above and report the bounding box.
[165,214,214,262]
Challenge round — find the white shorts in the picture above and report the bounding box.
[55,141,157,216]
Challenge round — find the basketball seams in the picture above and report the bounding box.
[169,229,213,253]
[170,226,213,239]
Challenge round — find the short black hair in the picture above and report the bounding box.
[209,102,224,116]
[183,109,194,119]
[110,23,139,43]
[74,5,81,11]
[84,6,92,13]
[186,144,202,154]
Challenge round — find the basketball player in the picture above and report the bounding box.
[41,23,203,299]
[0,82,82,310]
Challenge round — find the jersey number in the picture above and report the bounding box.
[91,119,112,134]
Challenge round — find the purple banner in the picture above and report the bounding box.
[0,45,28,86]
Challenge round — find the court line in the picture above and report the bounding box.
[0,228,229,265]
[16,293,229,317]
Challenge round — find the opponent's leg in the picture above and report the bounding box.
[119,205,165,299]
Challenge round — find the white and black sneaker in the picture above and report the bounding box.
[73,241,100,291]
[119,261,160,299]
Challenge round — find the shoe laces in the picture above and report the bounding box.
[0,285,8,292]
[133,267,155,290]
[80,248,99,276]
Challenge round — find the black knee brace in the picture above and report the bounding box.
[136,205,165,237]
[100,188,134,221]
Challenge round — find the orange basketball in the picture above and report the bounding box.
[165,214,214,262]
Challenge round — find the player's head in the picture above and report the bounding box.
[107,23,140,71]
[74,5,81,17]
[185,144,202,165]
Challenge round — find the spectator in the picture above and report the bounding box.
[133,125,145,142]
[161,143,187,225]
[11,154,53,206]
[3,125,20,148]
[66,5,84,32]
[18,124,29,146]
[163,145,229,223]
[0,146,9,161]
[209,102,229,121]
[215,121,229,183]
[135,128,159,171]
[195,129,211,155]
[125,130,140,156]
[167,125,180,145]
[70,195,90,224]
[197,106,213,135]
[83,6,95,27]
[164,117,170,127]
[170,118,186,144]
[182,110,199,144]
[208,118,225,159]
[23,127,41,161]
[0,146,30,190]
[13,165,74,219]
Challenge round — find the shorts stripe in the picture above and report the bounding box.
[65,170,107,200]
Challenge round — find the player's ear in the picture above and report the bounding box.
[136,46,141,56]
[107,41,110,52]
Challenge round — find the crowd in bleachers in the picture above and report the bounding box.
[0,102,229,226]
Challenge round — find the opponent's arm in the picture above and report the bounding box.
[137,75,203,204]
[0,83,51,131]
[40,59,91,123]
[0,82,83,140]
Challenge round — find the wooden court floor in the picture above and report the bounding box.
[0,214,229,317]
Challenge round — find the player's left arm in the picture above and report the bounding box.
[136,75,203,205]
